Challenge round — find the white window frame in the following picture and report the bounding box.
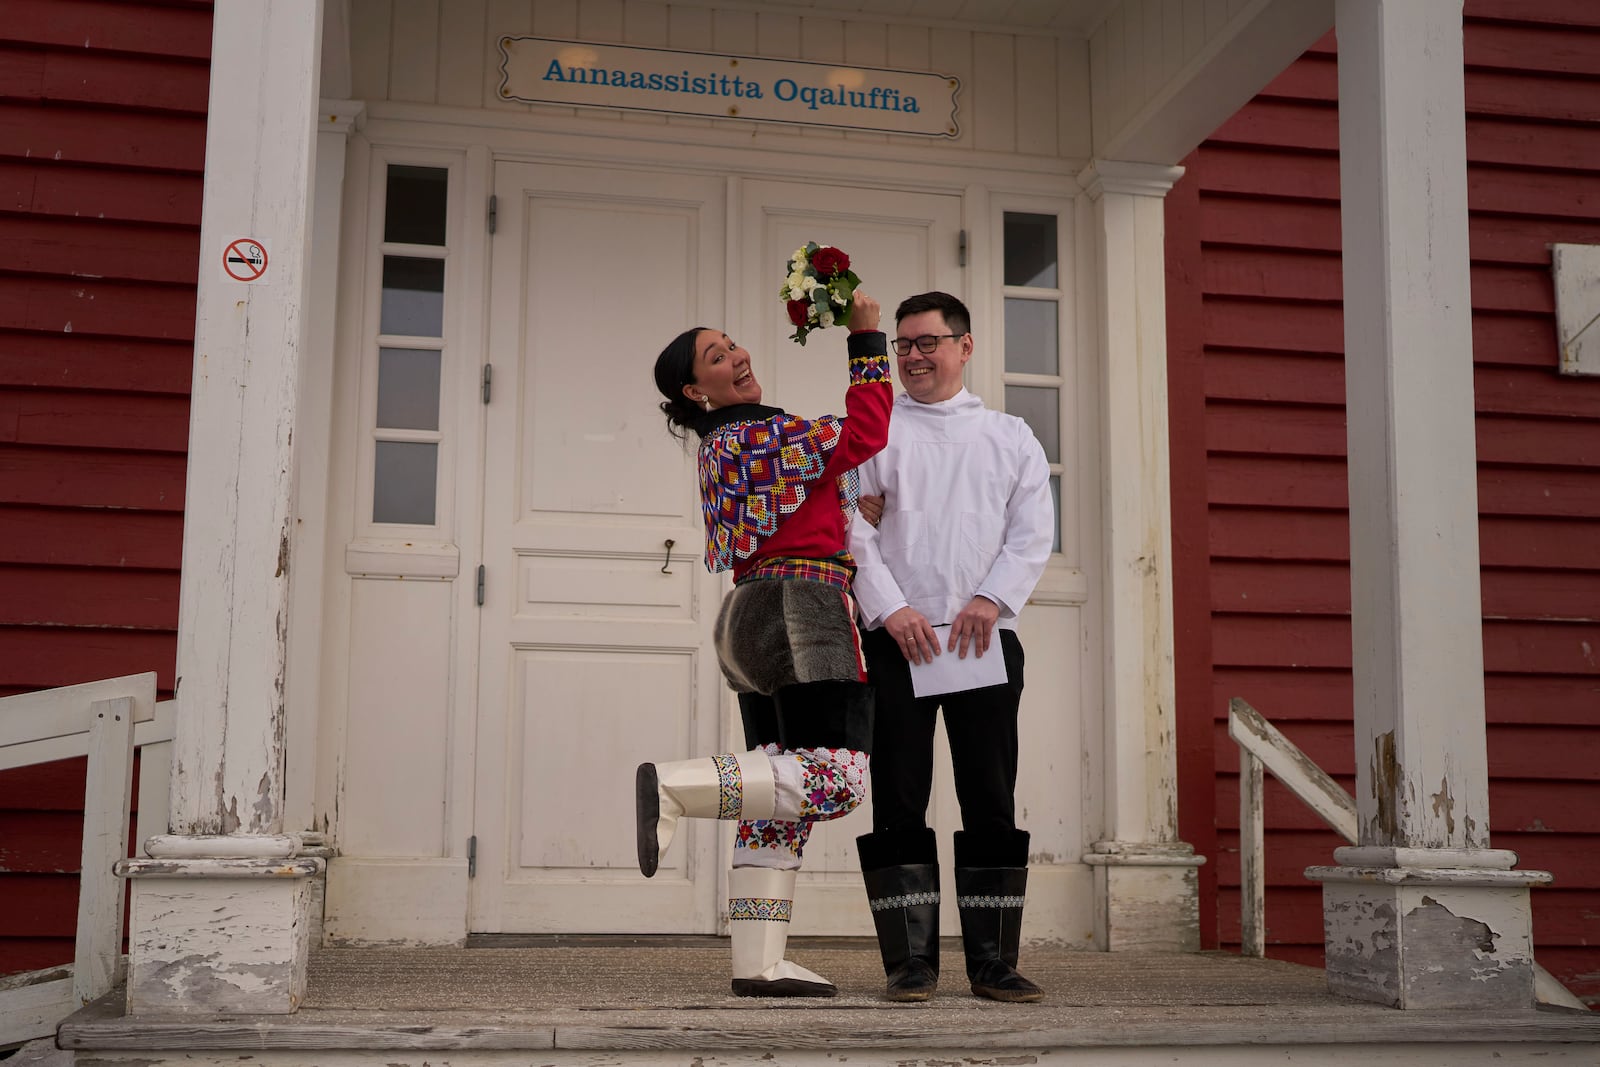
[991,195,1084,603]
[352,146,468,548]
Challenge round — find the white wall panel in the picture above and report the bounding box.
[437,0,487,108]
[359,0,1093,161]
[389,0,440,104]
[340,578,453,856]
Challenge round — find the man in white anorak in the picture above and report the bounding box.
[849,290,1054,1004]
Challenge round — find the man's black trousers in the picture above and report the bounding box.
[861,626,1024,838]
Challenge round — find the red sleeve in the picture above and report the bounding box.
[819,331,892,477]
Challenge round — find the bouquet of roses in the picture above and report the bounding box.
[780,242,861,346]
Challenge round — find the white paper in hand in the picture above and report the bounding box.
[908,626,1008,698]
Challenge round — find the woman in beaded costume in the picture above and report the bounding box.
[638,291,891,998]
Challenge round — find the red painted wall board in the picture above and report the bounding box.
[1470,0,1600,27]
[0,628,176,691]
[1464,21,1600,76]
[1211,720,1600,782]
[0,390,189,452]
[0,873,80,936]
[1,215,202,285]
[0,160,203,226]
[0,565,179,629]
[7,0,213,61]
[0,757,87,810]
[0,276,198,340]
[0,811,84,873]
[0,506,183,569]
[0,335,194,394]
[0,445,187,510]
[0,43,210,114]
[0,937,72,975]
[1215,777,1600,835]
[0,101,206,172]
[1167,157,1221,946]
[1203,350,1345,407]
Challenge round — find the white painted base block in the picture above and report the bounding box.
[323,857,469,946]
[119,857,322,1016]
[1086,848,1204,952]
[1309,871,1540,1009]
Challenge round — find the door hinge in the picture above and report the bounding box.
[487,194,497,234]
[958,228,968,267]
[482,363,493,404]
[476,564,486,606]
[467,835,477,878]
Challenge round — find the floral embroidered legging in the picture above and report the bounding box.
[733,744,869,870]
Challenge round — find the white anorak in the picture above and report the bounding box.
[849,389,1055,632]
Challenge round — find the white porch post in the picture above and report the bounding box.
[114,0,326,1016]
[1078,161,1204,952]
[1304,0,1549,1009]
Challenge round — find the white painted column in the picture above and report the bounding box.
[1304,0,1549,1009]
[1077,160,1203,952]
[115,0,327,1016]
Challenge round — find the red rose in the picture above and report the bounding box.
[786,298,811,326]
[811,246,850,278]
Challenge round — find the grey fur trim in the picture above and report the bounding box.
[714,579,863,694]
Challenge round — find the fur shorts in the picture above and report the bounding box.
[713,578,866,695]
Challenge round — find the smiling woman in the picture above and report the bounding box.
[640,293,892,998]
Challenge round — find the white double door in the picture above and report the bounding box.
[471,159,961,934]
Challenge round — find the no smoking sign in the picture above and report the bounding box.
[223,238,268,282]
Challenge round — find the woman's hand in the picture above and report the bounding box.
[859,493,884,527]
[850,290,881,332]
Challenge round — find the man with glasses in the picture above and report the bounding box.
[848,291,1054,1004]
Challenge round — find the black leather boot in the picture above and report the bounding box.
[858,827,940,1002]
[954,829,1042,1003]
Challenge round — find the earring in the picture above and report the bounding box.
[699,396,712,411]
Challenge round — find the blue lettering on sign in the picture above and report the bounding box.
[541,63,917,116]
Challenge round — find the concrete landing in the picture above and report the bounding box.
[56,940,1600,1066]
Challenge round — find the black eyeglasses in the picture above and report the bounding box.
[891,334,963,356]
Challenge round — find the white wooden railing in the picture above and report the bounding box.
[1228,696,1584,1011]
[0,673,171,1048]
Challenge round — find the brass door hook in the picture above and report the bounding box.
[660,538,676,574]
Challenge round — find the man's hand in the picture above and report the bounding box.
[859,493,884,527]
[885,606,940,665]
[948,595,1000,659]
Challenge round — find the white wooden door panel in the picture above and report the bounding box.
[474,162,727,934]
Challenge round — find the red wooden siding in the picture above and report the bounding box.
[1168,3,1600,1007]
[0,0,209,975]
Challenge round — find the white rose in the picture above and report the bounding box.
[807,276,825,294]
[787,271,806,293]
[820,310,835,328]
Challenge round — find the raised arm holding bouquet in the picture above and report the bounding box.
[639,277,889,998]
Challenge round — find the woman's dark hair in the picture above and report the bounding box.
[654,326,708,439]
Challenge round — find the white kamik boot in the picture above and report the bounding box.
[728,866,836,997]
[636,751,777,877]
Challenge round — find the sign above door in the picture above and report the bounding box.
[498,37,961,138]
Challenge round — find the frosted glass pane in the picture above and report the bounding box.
[1006,385,1060,464]
[1004,212,1057,288]
[1004,298,1058,376]
[373,441,438,525]
[377,348,441,430]
[381,256,445,337]
[385,165,448,246]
